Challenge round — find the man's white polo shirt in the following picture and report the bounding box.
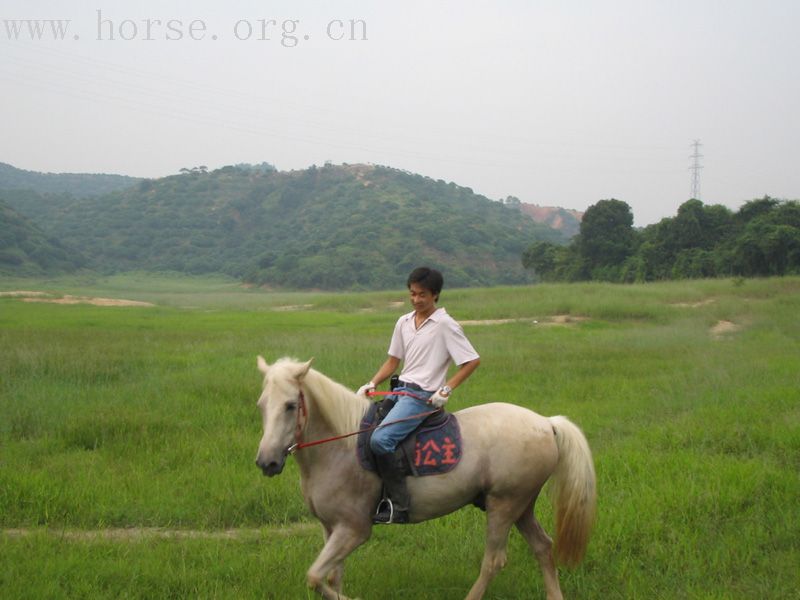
[388,307,479,392]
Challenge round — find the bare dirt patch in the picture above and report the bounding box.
[0,290,49,298]
[273,304,314,311]
[671,299,717,308]
[21,295,155,307]
[547,314,590,325]
[710,320,741,338]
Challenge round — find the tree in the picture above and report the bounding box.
[672,248,716,278]
[736,196,780,224]
[673,199,705,249]
[731,203,800,276]
[673,199,734,251]
[522,241,559,281]
[578,199,636,279]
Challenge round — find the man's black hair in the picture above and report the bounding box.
[407,267,443,299]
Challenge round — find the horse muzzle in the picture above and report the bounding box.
[255,452,287,477]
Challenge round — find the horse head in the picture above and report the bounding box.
[254,356,313,476]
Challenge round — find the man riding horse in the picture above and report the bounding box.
[357,267,481,524]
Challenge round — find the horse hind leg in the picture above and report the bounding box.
[465,497,520,600]
[515,506,563,600]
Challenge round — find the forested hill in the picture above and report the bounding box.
[0,197,86,275]
[0,162,141,197]
[4,163,565,289]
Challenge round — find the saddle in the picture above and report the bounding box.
[356,397,463,477]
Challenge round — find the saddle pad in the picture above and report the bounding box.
[356,402,463,477]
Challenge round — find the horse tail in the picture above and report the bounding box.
[547,415,597,567]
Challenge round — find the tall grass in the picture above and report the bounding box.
[1,275,799,598]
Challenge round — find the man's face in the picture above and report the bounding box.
[408,282,437,316]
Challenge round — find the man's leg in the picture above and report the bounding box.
[369,394,431,455]
[372,451,411,524]
[369,392,431,524]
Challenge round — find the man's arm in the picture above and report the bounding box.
[444,358,480,393]
[368,356,401,388]
[428,358,480,408]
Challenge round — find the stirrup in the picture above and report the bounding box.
[373,498,408,524]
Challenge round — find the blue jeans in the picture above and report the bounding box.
[369,386,433,455]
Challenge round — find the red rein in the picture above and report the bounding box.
[287,390,440,454]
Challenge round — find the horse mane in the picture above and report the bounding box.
[274,358,368,447]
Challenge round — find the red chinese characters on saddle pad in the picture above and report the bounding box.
[407,419,462,476]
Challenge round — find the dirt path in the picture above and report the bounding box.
[2,523,318,541]
[460,315,589,326]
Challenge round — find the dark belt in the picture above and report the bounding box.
[398,380,426,393]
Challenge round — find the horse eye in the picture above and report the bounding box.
[285,402,297,412]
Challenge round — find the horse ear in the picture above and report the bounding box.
[257,355,270,375]
[294,358,314,381]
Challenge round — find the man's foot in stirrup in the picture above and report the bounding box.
[373,498,409,524]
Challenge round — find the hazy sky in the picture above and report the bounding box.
[2,0,798,225]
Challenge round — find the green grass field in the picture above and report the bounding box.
[1,274,799,599]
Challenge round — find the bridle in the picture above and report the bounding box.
[285,388,440,455]
[289,389,309,452]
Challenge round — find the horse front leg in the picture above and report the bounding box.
[321,525,344,592]
[307,524,370,600]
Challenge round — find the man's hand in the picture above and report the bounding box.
[356,381,376,398]
[428,387,451,408]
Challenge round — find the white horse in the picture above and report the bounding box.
[255,357,596,600]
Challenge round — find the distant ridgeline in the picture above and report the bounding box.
[0,162,142,197]
[0,162,565,288]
